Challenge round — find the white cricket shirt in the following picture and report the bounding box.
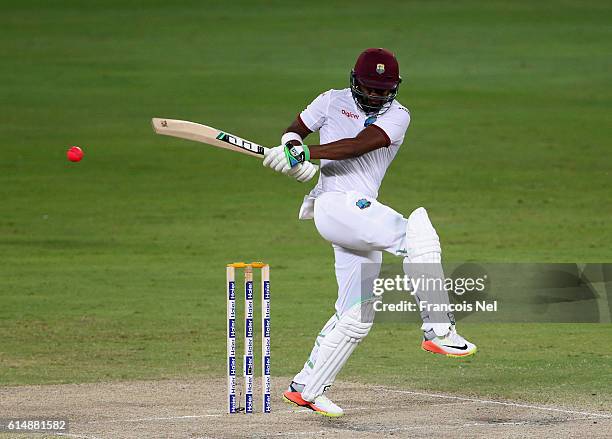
[300,88,411,200]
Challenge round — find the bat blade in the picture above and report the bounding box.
[152,117,267,158]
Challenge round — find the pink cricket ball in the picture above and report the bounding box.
[67,146,84,162]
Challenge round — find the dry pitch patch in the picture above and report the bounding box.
[1,378,610,439]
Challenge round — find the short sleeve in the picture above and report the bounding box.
[372,105,411,146]
[299,90,332,132]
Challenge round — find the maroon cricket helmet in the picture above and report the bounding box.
[352,48,401,90]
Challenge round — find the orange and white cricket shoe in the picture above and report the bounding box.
[421,326,477,357]
[282,382,344,417]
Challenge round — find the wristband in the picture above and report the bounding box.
[281,131,303,146]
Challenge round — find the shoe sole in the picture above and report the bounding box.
[282,395,344,418]
[421,345,477,358]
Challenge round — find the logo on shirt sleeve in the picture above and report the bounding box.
[356,198,372,209]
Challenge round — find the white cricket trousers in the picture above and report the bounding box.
[292,191,409,385]
[314,190,408,314]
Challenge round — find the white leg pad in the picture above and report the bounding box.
[301,301,375,401]
[292,313,338,385]
[404,207,441,261]
[403,207,452,335]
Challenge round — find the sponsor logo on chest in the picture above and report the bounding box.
[341,109,360,120]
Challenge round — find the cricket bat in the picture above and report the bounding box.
[151,117,267,159]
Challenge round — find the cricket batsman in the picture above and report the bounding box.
[263,48,477,417]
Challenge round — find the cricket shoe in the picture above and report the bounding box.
[282,382,344,417]
[421,326,477,357]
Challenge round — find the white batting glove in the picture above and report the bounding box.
[263,145,290,173]
[286,161,318,182]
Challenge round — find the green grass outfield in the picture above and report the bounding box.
[1,1,610,408]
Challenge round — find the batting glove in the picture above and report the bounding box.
[263,143,311,173]
[263,145,290,173]
[287,161,318,182]
[284,143,310,168]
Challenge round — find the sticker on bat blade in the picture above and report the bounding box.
[216,132,264,155]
